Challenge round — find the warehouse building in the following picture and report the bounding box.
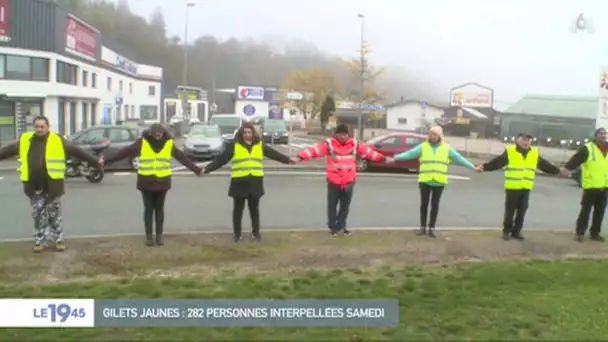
[500,95,596,143]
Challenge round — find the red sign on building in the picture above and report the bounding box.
[0,0,11,42]
[65,14,98,60]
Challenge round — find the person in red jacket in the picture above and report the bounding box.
[297,124,393,236]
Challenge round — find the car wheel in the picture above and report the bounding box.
[356,159,369,172]
[130,157,140,170]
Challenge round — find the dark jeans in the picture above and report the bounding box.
[141,190,167,235]
[419,183,444,228]
[503,190,530,235]
[233,195,261,237]
[327,182,355,232]
[576,189,607,236]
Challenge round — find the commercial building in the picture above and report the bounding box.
[0,0,162,142]
[500,95,596,141]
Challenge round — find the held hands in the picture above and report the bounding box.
[289,157,299,165]
[385,156,395,164]
[559,167,571,178]
[473,164,484,173]
[98,156,105,166]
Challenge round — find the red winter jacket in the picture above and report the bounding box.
[298,137,385,188]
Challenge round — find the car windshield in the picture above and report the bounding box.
[264,120,286,132]
[190,125,220,138]
[211,117,241,135]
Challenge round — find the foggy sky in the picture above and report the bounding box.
[115,0,606,109]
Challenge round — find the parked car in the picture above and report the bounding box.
[356,132,426,172]
[183,124,224,161]
[67,125,145,171]
[261,119,289,144]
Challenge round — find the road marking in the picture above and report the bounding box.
[0,226,568,243]
[107,170,470,180]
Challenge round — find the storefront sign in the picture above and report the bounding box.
[0,0,11,42]
[115,55,137,76]
[237,86,265,101]
[449,83,494,108]
[65,14,98,61]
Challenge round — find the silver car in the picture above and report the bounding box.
[67,125,145,171]
[183,125,225,161]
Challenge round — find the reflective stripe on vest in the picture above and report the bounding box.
[137,139,173,178]
[231,142,264,178]
[326,138,358,169]
[418,142,450,184]
[504,145,538,190]
[19,132,66,182]
[581,143,608,189]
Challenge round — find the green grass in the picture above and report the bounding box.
[2,259,608,341]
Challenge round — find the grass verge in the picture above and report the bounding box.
[0,230,607,341]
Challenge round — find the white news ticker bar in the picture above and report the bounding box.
[0,299,95,327]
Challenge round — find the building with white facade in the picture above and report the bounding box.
[0,0,162,142]
[386,100,445,131]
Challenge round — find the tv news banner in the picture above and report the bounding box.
[0,299,399,327]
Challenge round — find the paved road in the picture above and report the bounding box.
[0,168,582,241]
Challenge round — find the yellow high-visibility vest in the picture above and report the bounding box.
[504,145,538,190]
[581,142,608,189]
[138,139,173,178]
[418,142,450,184]
[231,142,264,178]
[19,132,66,182]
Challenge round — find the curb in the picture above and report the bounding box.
[0,226,571,243]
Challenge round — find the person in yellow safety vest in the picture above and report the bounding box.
[203,122,296,243]
[394,126,481,237]
[479,132,565,241]
[563,128,608,242]
[99,123,203,246]
[0,115,100,252]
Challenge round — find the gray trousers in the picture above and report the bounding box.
[30,191,64,244]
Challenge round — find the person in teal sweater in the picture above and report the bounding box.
[394,126,481,237]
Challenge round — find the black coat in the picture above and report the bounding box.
[203,137,292,198]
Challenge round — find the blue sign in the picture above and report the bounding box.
[421,100,427,109]
[359,103,385,111]
[268,105,284,120]
[243,104,256,116]
[115,55,138,76]
[115,96,123,106]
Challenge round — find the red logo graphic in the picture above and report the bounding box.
[239,88,249,98]
[0,0,11,42]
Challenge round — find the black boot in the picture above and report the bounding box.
[145,225,154,246]
[428,227,436,238]
[416,226,426,236]
[590,234,605,242]
[502,232,511,241]
[155,226,164,246]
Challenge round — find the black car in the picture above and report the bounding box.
[261,119,289,144]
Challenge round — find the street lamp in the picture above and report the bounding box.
[356,13,365,140]
[182,2,196,118]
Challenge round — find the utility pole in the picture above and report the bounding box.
[182,2,195,119]
[356,13,365,140]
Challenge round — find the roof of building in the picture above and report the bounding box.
[385,99,449,110]
[504,94,597,119]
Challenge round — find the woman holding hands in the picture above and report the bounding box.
[393,126,481,237]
